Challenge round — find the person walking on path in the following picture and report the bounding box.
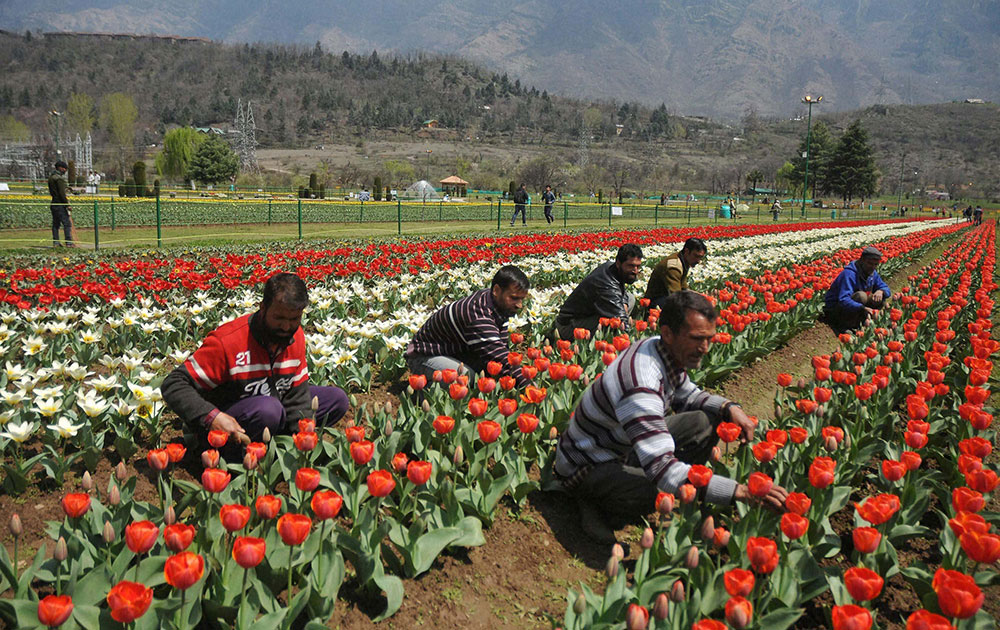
[511,183,529,226]
[553,290,788,543]
[406,265,531,387]
[974,206,983,226]
[47,160,75,247]
[822,246,891,335]
[770,199,782,221]
[541,185,556,224]
[162,272,349,443]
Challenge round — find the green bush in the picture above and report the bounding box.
[309,172,318,191]
[124,179,136,197]
[133,161,147,197]
[153,179,161,198]
[373,176,382,201]
[317,184,325,199]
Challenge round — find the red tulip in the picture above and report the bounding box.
[765,430,787,446]
[745,537,779,573]
[625,603,648,630]
[165,442,186,463]
[959,530,1000,564]
[777,373,792,387]
[124,520,159,554]
[432,415,455,434]
[298,418,315,433]
[207,429,229,447]
[232,536,266,568]
[350,440,374,465]
[201,468,231,493]
[406,460,433,485]
[516,413,539,434]
[477,420,502,443]
[440,369,458,384]
[678,483,696,504]
[959,436,993,458]
[164,551,204,590]
[785,492,811,516]
[832,604,872,630]
[655,491,674,514]
[37,594,74,628]
[477,377,497,393]
[467,397,489,417]
[692,621,727,630]
[752,441,778,463]
[713,526,731,547]
[293,431,318,451]
[843,566,883,601]
[201,449,220,468]
[900,451,922,471]
[796,399,818,414]
[311,490,344,520]
[295,467,321,491]
[448,382,469,399]
[789,427,808,443]
[716,422,741,442]
[854,494,900,525]
[814,387,832,403]
[255,494,282,519]
[687,465,713,488]
[344,425,365,443]
[146,448,169,471]
[809,457,836,489]
[723,568,755,596]
[246,442,267,460]
[219,504,251,532]
[566,364,583,380]
[61,493,91,519]
[391,452,409,473]
[965,469,999,493]
[933,568,983,618]
[497,398,518,417]
[106,580,153,623]
[949,511,989,538]
[725,596,753,629]
[852,527,882,553]
[276,513,312,546]
[906,610,954,630]
[780,513,809,540]
[952,487,985,513]
[163,523,196,552]
[881,459,907,482]
[408,373,427,390]
[747,472,773,497]
[520,385,547,404]
[366,469,396,497]
[905,431,929,449]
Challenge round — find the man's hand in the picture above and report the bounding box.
[734,482,789,513]
[210,411,250,445]
[872,290,885,303]
[728,405,755,443]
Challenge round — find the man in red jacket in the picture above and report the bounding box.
[162,272,348,443]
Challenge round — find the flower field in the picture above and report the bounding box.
[0,217,995,629]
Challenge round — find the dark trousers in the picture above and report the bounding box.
[544,205,554,224]
[569,410,717,521]
[223,385,349,441]
[51,205,72,245]
[511,204,527,225]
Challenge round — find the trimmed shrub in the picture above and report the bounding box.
[373,177,382,201]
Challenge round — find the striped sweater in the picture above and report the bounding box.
[554,336,738,504]
[406,289,526,385]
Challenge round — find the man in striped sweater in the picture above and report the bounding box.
[406,265,530,387]
[554,290,788,542]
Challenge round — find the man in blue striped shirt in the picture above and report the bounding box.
[554,290,788,542]
[406,265,530,386]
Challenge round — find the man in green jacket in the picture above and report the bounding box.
[47,160,74,248]
[643,238,706,310]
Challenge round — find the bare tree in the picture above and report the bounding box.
[518,155,561,192]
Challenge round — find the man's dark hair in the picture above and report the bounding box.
[682,237,707,254]
[263,272,308,310]
[616,243,644,263]
[54,160,68,169]
[659,290,718,334]
[492,265,531,291]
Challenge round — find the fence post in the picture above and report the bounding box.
[397,198,402,235]
[654,204,658,226]
[297,199,302,240]
[93,200,99,251]
[268,198,272,225]
[497,199,502,230]
[563,201,568,228]
[155,194,162,248]
[438,200,442,221]
[360,200,364,223]
[111,195,116,231]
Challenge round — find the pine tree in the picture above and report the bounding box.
[827,120,880,205]
[790,121,834,199]
[186,136,239,185]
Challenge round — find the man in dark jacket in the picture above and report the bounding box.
[162,272,348,443]
[541,185,556,224]
[47,160,74,247]
[511,183,529,226]
[822,246,891,335]
[643,238,706,310]
[554,243,642,340]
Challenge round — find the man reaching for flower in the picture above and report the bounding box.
[406,265,531,387]
[162,272,348,443]
[553,290,788,543]
[822,246,891,335]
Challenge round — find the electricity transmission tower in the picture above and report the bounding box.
[234,99,260,175]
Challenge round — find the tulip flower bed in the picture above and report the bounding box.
[0,217,987,629]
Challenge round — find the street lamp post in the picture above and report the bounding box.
[800,95,822,218]
[895,153,906,216]
[49,110,62,156]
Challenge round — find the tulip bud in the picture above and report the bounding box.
[109,484,121,506]
[625,604,648,630]
[549,426,559,440]
[421,399,432,413]
[824,435,839,452]
[774,405,783,420]
[713,527,731,547]
[640,527,654,550]
[81,471,93,492]
[311,395,319,412]
[573,593,587,615]
[163,504,176,525]
[657,493,674,515]
[115,461,128,481]
[384,401,393,416]
[262,427,271,443]
[684,545,699,569]
[670,580,685,603]
[611,543,625,560]
[103,520,116,544]
[9,513,22,538]
[605,554,619,578]
[384,417,393,437]
[201,451,216,468]
[406,385,414,396]
[816,405,825,418]
[710,446,722,462]
[453,445,464,465]
[653,593,670,620]
[727,602,751,630]
[797,377,807,389]
[700,515,715,541]
[243,452,258,471]
[53,537,68,562]
[583,375,591,387]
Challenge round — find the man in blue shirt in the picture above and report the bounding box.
[823,246,891,334]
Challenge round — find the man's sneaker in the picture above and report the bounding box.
[576,499,617,545]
